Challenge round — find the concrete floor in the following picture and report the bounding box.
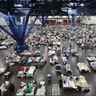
[0,38,96,96]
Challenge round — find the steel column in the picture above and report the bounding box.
[8,14,30,53]
[41,15,45,27]
[38,15,48,27]
[24,15,38,40]
[8,15,21,41]
[71,14,76,26]
[0,14,44,53]
[22,14,29,41]
[0,12,31,53]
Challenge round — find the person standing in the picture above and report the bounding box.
[8,83,15,96]
[77,54,79,62]
[0,89,3,96]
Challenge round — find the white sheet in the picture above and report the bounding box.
[0,46,7,49]
[77,63,90,72]
[26,66,36,77]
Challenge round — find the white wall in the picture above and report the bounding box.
[48,16,68,18]
[29,16,42,25]
[0,16,42,25]
[81,16,96,24]
[29,16,69,24]
[1,16,96,25]
[0,18,8,25]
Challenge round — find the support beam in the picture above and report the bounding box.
[0,14,44,54]
[0,12,31,53]
[42,15,48,27]
[38,15,48,27]
[71,14,76,26]
[8,14,21,41]
[8,13,30,43]
[24,15,38,40]
[22,14,29,41]
[8,14,30,53]
[42,15,45,27]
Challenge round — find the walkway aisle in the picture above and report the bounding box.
[34,45,60,96]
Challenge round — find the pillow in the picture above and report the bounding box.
[20,67,24,71]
